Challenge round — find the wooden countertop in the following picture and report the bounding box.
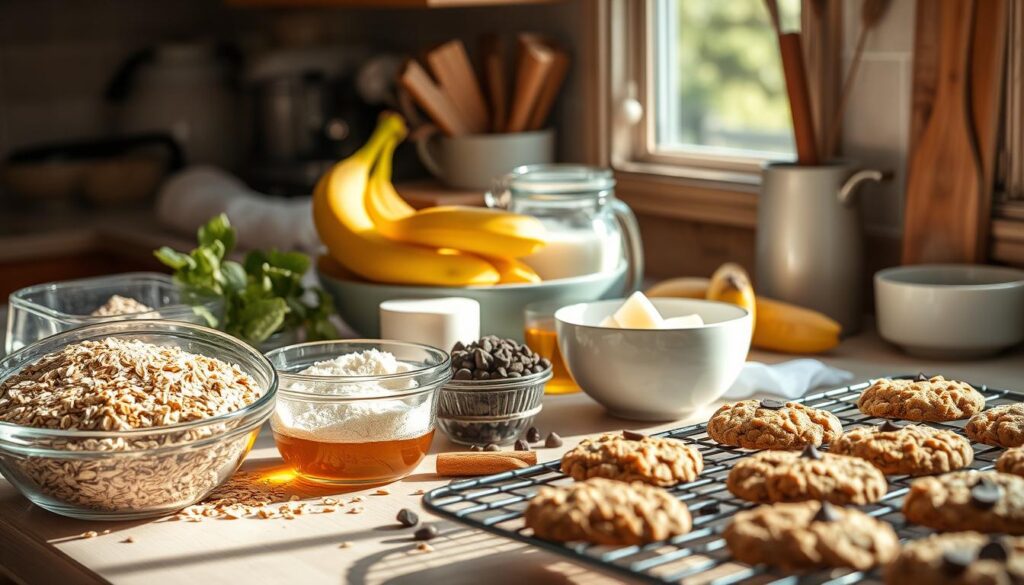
[0,328,1022,584]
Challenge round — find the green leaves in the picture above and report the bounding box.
[153,213,337,345]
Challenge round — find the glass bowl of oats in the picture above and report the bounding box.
[5,272,224,354]
[0,319,277,520]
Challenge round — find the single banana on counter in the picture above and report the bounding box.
[364,138,547,259]
[648,264,842,354]
[707,263,757,333]
[314,113,500,286]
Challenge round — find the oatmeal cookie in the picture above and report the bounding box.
[561,432,704,487]
[524,478,691,545]
[830,421,974,476]
[967,404,1024,448]
[857,375,985,422]
[885,532,1024,585]
[999,448,1024,478]
[726,445,887,505]
[706,399,843,450]
[723,500,899,571]
[903,471,1024,534]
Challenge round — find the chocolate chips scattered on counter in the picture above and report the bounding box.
[450,336,552,381]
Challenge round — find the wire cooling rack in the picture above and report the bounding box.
[423,376,1018,584]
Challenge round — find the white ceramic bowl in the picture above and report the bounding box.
[555,298,752,421]
[317,257,628,341]
[875,264,1024,359]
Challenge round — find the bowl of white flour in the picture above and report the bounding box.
[265,340,451,486]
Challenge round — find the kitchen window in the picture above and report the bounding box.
[610,0,823,185]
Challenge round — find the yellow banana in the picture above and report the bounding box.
[313,114,499,286]
[707,263,757,333]
[646,277,711,299]
[752,297,842,354]
[485,256,542,284]
[364,138,546,259]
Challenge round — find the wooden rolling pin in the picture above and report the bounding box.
[436,451,537,476]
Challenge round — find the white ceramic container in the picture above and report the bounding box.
[874,264,1024,359]
[555,298,752,421]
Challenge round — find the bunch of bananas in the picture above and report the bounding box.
[648,263,843,354]
[313,113,548,287]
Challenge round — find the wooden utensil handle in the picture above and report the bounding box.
[779,33,820,165]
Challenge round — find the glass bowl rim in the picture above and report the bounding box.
[7,271,223,322]
[267,339,452,401]
[0,319,278,442]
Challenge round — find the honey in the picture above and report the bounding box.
[524,325,580,394]
[273,430,434,485]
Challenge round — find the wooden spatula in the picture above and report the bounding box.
[398,60,469,137]
[480,35,508,133]
[425,40,489,134]
[971,0,1009,217]
[506,38,554,133]
[902,0,985,264]
[526,42,569,131]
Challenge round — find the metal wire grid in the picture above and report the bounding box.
[423,377,1018,585]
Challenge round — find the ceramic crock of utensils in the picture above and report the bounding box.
[415,128,555,191]
[755,162,884,334]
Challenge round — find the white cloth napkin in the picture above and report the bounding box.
[723,359,854,400]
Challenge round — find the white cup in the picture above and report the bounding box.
[415,129,555,191]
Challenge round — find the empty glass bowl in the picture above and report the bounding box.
[0,320,277,520]
[5,272,223,354]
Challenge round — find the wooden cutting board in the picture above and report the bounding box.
[902,0,985,264]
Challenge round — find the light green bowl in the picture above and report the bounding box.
[317,258,628,341]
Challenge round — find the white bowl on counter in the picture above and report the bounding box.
[317,256,628,341]
[874,264,1024,359]
[555,298,752,421]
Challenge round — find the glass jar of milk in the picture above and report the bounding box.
[486,165,643,289]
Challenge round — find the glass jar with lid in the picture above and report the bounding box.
[486,164,643,291]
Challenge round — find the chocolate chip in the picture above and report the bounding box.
[971,478,1003,509]
[812,501,839,522]
[545,432,563,448]
[526,426,541,442]
[396,508,419,527]
[878,420,906,432]
[484,443,500,452]
[473,370,490,380]
[452,341,465,353]
[514,439,531,451]
[414,525,438,540]
[916,372,929,381]
[941,549,973,575]
[979,539,1010,562]
[469,444,483,452]
[759,399,785,410]
[622,430,646,441]
[800,444,823,460]
[539,358,552,370]
[453,368,473,381]
[693,501,720,516]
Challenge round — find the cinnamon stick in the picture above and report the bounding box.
[436,451,537,476]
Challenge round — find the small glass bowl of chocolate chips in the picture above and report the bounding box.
[436,336,553,446]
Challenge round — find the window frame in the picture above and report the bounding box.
[608,0,841,188]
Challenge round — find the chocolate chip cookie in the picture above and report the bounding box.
[727,445,887,505]
[561,432,704,487]
[723,501,900,571]
[524,478,692,545]
[967,404,1024,448]
[999,448,1024,478]
[830,421,974,476]
[885,533,1024,585]
[857,375,985,422]
[706,399,843,450]
[903,471,1024,534]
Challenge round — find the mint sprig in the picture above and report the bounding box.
[155,214,336,345]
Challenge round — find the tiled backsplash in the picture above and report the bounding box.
[840,0,915,236]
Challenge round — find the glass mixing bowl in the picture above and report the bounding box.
[0,320,277,521]
[266,340,451,486]
[5,272,223,354]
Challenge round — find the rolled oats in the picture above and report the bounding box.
[0,338,265,515]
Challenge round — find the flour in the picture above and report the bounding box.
[271,349,433,443]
